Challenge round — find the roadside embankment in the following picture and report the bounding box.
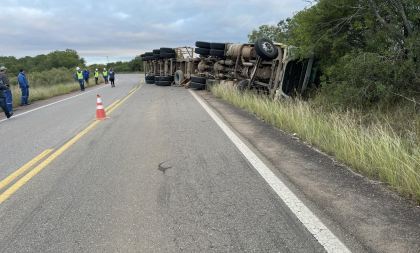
[211,85,420,204]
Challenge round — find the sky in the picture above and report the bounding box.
[0,0,309,65]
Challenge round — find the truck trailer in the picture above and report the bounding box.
[140,38,318,100]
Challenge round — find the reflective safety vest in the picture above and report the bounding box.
[95,72,99,78]
[103,71,108,77]
[77,72,83,80]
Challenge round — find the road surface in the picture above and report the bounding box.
[0,74,418,252]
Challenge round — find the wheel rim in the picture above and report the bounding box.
[262,41,274,54]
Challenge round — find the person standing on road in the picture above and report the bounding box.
[18,69,30,106]
[102,68,108,84]
[0,77,12,118]
[0,66,14,112]
[94,69,99,85]
[76,67,85,91]
[109,68,115,87]
[83,68,90,86]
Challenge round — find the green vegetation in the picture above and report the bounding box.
[212,85,420,203]
[249,0,420,114]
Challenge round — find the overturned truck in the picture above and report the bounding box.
[140,38,318,99]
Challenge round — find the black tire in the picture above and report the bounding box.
[156,81,172,86]
[190,82,206,90]
[146,80,155,84]
[160,76,174,81]
[195,41,211,48]
[160,47,175,53]
[153,54,161,59]
[145,52,153,56]
[254,38,279,60]
[191,76,206,84]
[195,48,210,55]
[210,49,224,57]
[160,53,176,58]
[210,42,226,50]
[145,75,155,80]
[154,76,160,81]
[237,79,250,91]
[144,56,155,61]
[153,49,161,54]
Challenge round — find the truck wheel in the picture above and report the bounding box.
[254,38,278,60]
[175,70,184,85]
[190,82,206,90]
[160,76,174,81]
[154,54,161,59]
[145,52,153,56]
[160,47,174,53]
[160,53,176,58]
[191,76,206,84]
[210,42,226,50]
[210,49,224,57]
[237,79,250,91]
[156,81,172,86]
[154,76,160,81]
[195,48,210,55]
[146,80,155,84]
[145,75,155,80]
[195,41,211,48]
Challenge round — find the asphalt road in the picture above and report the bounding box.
[0,74,343,252]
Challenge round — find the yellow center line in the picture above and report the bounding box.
[105,100,121,112]
[0,149,54,191]
[0,78,145,206]
[107,80,144,116]
[128,88,136,93]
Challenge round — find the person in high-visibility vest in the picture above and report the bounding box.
[94,69,99,85]
[102,68,108,84]
[76,67,85,91]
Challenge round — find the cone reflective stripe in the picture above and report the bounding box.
[96,94,108,120]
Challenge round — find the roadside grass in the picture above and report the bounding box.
[8,76,105,108]
[211,84,420,204]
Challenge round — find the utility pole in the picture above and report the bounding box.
[106,56,109,63]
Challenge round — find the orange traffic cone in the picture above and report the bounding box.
[96,94,109,120]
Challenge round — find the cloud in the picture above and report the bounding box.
[0,0,310,65]
[115,12,130,19]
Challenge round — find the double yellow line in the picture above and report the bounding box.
[0,79,144,205]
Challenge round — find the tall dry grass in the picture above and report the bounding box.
[212,84,420,203]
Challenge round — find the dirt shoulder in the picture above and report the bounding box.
[196,90,420,253]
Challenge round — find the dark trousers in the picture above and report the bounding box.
[110,78,115,85]
[78,80,85,91]
[5,88,12,111]
[0,97,11,117]
[21,87,29,105]
[84,78,89,85]
[95,77,98,84]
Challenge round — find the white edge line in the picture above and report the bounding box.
[189,90,351,253]
[0,85,107,123]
